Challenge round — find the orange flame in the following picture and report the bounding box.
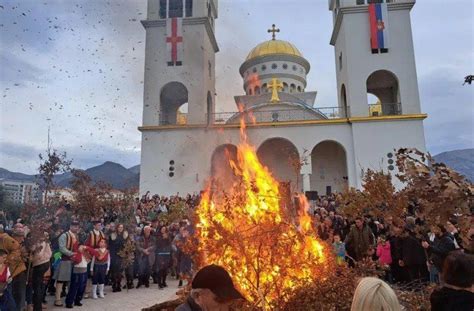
[195,115,332,309]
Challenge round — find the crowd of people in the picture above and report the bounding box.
[307,194,473,288]
[0,191,471,311]
[0,193,200,311]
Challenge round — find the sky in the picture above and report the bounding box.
[0,0,473,174]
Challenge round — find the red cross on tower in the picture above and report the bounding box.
[166,18,183,63]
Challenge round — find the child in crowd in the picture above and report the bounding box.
[332,234,346,265]
[89,238,110,299]
[65,245,89,308]
[0,250,15,310]
[376,235,393,283]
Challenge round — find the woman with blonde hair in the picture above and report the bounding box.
[351,277,402,311]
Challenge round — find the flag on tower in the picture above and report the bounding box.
[166,17,183,65]
[368,3,389,51]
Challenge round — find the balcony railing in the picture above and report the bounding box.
[368,103,402,116]
[156,103,403,126]
[213,106,349,124]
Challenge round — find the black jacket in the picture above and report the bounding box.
[430,287,474,311]
[428,233,456,271]
[400,231,426,266]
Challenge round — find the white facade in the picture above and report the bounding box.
[139,0,426,196]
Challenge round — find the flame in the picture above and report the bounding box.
[195,114,333,309]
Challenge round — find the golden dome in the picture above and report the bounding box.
[246,40,303,61]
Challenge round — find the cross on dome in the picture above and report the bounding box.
[267,24,280,40]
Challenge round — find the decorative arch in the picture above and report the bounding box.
[257,138,301,192]
[283,82,289,93]
[211,144,239,189]
[310,140,348,195]
[160,82,188,125]
[366,70,401,116]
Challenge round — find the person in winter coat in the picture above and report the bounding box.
[136,226,155,288]
[376,235,392,266]
[344,217,375,261]
[376,235,393,283]
[155,226,172,289]
[430,252,474,311]
[399,228,427,282]
[108,224,129,292]
[332,234,346,265]
[30,234,52,311]
[422,224,456,277]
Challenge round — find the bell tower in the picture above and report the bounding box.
[142,0,218,126]
[329,0,421,117]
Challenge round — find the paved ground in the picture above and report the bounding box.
[45,279,180,311]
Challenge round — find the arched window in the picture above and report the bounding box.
[290,84,296,93]
[297,86,301,92]
[248,88,253,95]
[366,70,401,116]
[262,83,267,93]
[160,82,188,125]
[255,86,260,95]
[283,82,288,92]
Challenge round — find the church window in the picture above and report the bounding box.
[252,67,257,73]
[297,86,301,92]
[159,0,167,18]
[290,84,296,93]
[255,86,260,95]
[262,83,267,93]
[292,65,297,71]
[248,88,253,95]
[169,0,184,18]
[271,63,277,70]
[261,65,267,71]
[283,82,288,92]
[283,63,288,70]
[185,0,193,17]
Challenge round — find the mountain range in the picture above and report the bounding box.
[0,161,139,190]
[0,149,472,189]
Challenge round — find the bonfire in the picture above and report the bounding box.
[194,117,334,309]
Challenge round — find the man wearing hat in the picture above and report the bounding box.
[0,224,26,311]
[176,265,244,311]
[53,221,80,307]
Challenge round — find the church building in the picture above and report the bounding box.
[139,0,427,196]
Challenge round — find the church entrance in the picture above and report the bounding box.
[160,82,188,125]
[310,141,348,195]
[210,144,239,190]
[257,138,301,192]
